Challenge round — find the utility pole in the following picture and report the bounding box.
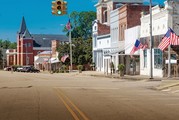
[149,0,153,79]
[69,24,72,72]
[167,0,174,78]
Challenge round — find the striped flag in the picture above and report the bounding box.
[66,19,71,31]
[130,39,143,55]
[170,28,179,45]
[61,54,69,63]
[158,29,171,51]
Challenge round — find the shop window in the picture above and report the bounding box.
[154,49,163,69]
[144,50,147,68]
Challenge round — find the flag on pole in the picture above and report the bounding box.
[130,39,143,55]
[170,28,179,45]
[158,29,171,51]
[61,54,69,63]
[66,19,71,31]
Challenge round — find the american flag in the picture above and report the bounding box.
[170,28,179,45]
[158,29,171,51]
[130,39,143,55]
[61,54,69,63]
[66,19,71,31]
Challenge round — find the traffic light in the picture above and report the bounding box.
[51,0,67,16]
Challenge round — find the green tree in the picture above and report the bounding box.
[0,39,3,47]
[0,39,17,49]
[60,11,95,65]
[64,11,96,39]
[0,49,3,69]
[9,42,17,49]
[2,40,11,49]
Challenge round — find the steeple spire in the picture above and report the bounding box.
[19,16,27,34]
[23,28,32,39]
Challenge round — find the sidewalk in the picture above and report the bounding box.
[80,71,179,90]
[81,71,161,81]
[41,70,179,90]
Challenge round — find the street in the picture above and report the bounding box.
[0,71,179,120]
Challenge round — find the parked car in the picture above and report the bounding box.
[24,67,40,73]
[16,66,24,72]
[20,66,32,72]
[4,67,11,71]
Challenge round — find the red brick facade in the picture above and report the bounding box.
[119,4,149,41]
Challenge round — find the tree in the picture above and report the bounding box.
[9,42,17,49]
[2,40,11,49]
[0,49,3,69]
[59,11,96,65]
[63,11,96,39]
[0,39,17,49]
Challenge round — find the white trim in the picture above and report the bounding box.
[33,47,51,50]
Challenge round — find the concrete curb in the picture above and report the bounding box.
[155,82,179,90]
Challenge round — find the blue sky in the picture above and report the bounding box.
[0,0,97,42]
[0,0,165,42]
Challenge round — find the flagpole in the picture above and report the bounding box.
[168,0,172,78]
[69,15,72,72]
[149,0,153,79]
[69,29,72,72]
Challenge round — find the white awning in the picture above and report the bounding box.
[50,58,60,64]
[104,46,125,56]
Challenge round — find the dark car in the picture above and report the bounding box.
[20,66,32,72]
[25,67,40,73]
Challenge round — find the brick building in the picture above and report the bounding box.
[6,17,68,67]
[92,0,149,73]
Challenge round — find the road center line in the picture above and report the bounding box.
[54,89,80,120]
[54,88,89,120]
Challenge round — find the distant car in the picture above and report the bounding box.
[20,66,32,72]
[24,67,40,73]
[4,67,11,71]
[17,67,24,72]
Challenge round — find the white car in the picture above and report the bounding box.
[17,67,23,72]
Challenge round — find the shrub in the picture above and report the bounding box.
[118,64,125,71]
[77,65,83,71]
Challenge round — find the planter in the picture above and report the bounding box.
[119,71,124,77]
[118,64,125,77]
[77,65,83,73]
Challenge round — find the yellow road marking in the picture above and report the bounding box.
[54,88,89,120]
[55,89,80,120]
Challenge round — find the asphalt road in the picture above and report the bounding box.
[0,71,179,120]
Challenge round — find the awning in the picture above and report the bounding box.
[104,46,125,56]
[35,57,49,64]
[50,58,60,64]
[35,57,60,64]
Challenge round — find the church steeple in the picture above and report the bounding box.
[23,28,32,39]
[19,16,27,34]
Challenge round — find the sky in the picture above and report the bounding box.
[0,0,97,42]
[0,0,165,42]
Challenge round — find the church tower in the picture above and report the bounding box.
[17,17,33,66]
